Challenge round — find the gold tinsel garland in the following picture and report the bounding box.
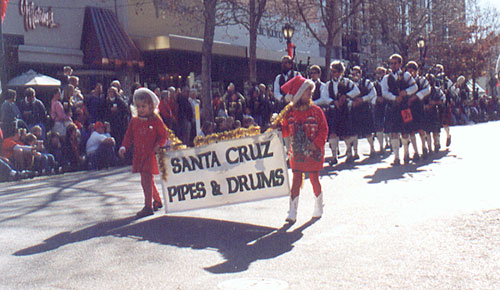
[193,125,261,147]
[158,125,187,182]
[157,101,310,183]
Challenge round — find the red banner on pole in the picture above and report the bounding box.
[0,0,9,23]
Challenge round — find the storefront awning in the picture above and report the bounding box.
[81,7,143,67]
[134,34,247,58]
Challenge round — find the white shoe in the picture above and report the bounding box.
[286,196,299,223]
[312,193,323,218]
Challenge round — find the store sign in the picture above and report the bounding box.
[19,0,59,31]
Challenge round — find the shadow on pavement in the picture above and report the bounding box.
[363,149,451,184]
[13,216,137,256]
[14,215,318,274]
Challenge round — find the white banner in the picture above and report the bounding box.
[160,131,290,213]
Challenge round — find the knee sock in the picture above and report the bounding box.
[353,136,359,156]
[402,136,410,158]
[426,133,432,151]
[376,131,384,151]
[419,132,427,151]
[345,137,353,158]
[444,126,450,138]
[367,134,375,153]
[410,134,418,155]
[391,138,400,160]
[433,132,440,147]
[329,136,339,160]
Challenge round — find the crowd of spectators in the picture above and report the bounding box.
[1,64,500,182]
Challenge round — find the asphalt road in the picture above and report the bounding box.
[1,121,500,290]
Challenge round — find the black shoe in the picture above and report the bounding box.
[422,148,428,158]
[403,156,410,165]
[329,158,338,166]
[136,207,154,219]
[391,158,401,166]
[413,153,420,162]
[153,200,163,212]
[434,144,441,152]
[446,136,451,147]
[353,154,360,160]
[345,156,354,163]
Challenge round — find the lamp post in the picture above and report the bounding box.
[282,23,295,60]
[417,36,426,71]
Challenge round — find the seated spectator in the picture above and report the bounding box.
[1,89,27,134]
[86,121,116,170]
[62,123,84,172]
[29,126,57,175]
[46,131,64,169]
[19,87,48,135]
[0,127,23,181]
[1,127,37,172]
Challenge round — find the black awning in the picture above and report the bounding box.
[81,7,143,67]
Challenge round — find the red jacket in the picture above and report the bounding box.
[121,116,168,174]
[282,104,328,172]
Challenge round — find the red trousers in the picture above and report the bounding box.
[290,171,322,199]
[140,172,162,208]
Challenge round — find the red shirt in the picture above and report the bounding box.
[2,137,22,160]
[121,116,168,174]
[282,104,328,172]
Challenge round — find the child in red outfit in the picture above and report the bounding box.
[119,88,168,218]
[275,75,328,223]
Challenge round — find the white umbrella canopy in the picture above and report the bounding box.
[7,70,61,87]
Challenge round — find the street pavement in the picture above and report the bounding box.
[1,121,500,290]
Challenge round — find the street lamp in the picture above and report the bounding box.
[282,23,296,60]
[417,36,426,70]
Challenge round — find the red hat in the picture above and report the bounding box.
[280,75,314,104]
[94,121,105,131]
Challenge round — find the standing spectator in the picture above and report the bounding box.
[159,90,175,129]
[273,55,301,107]
[246,86,264,126]
[1,89,27,134]
[176,86,193,145]
[50,88,72,137]
[86,121,116,170]
[104,87,129,151]
[66,76,84,107]
[86,83,105,123]
[188,88,201,144]
[111,80,128,104]
[61,66,73,89]
[222,83,245,111]
[212,92,227,118]
[19,87,47,134]
[227,91,245,123]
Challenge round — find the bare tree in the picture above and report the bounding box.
[222,0,269,84]
[142,0,234,122]
[291,0,362,78]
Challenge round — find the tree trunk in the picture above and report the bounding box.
[324,39,334,81]
[248,25,258,84]
[201,0,217,122]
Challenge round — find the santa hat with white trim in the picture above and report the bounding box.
[280,75,315,104]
